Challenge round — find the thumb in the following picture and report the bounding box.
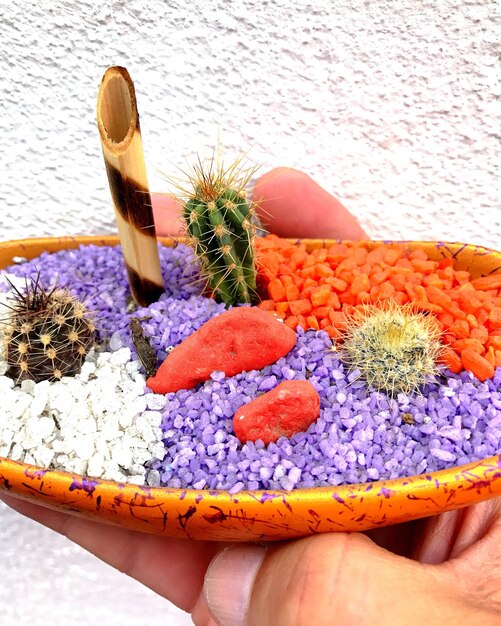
[253,167,367,240]
[199,533,489,626]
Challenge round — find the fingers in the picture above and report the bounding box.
[152,167,368,240]
[0,494,219,613]
[253,167,367,240]
[364,519,421,557]
[201,533,498,626]
[414,499,501,565]
[151,193,185,237]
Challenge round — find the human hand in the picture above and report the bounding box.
[2,168,499,625]
[151,166,366,240]
[2,493,501,625]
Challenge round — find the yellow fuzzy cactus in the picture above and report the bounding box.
[341,301,443,396]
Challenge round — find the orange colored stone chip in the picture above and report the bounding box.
[147,307,297,394]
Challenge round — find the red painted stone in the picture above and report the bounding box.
[233,379,321,444]
[147,307,297,394]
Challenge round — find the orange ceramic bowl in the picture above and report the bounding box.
[0,236,500,541]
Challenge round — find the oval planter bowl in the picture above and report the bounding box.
[0,236,500,542]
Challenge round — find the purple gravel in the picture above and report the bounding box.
[3,244,501,492]
[151,330,501,491]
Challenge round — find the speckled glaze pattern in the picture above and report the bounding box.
[0,236,500,541]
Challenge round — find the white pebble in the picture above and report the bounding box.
[49,385,75,414]
[10,394,32,419]
[146,470,161,487]
[23,452,37,465]
[50,439,64,453]
[87,453,105,477]
[135,415,155,442]
[25,415,55,443]
[128,475,147,485]
[273,464,286,481]
[21,379,36,395]
[131,448,154,465]
[146,394,167,411]
[99,416,122,441]
[31,446,55,468]
[110,442,133,469]
[148,441,167,460]
[110,347,132,366]
[128,464,146,476]
[279,475,294,491]
[152,427,163,440]
[10,443,25,461]
[30,381,50,417]
[55,455,87,476]
[101,466,128,482]
[125,360,140,375]
[73,434,96,460]
[0,373,13,389]
[288,467,302,484]
[118,411,134,430]
[143,410,163,426]
[0,442,12,457]
[131,395,148,415]
[85,348,99,365]
[79,361,96,383]
[109,331,124,352]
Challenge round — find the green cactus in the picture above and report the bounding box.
[340,301,443,396]
[1,274,96,383]
[181,157,258,306]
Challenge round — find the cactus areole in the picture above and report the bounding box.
[182,159,258,306]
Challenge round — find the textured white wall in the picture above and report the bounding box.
[1,1,500,247]
[0,1,499,626]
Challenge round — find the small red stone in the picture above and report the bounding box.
[147,307,297,394]
[233,380,320,444]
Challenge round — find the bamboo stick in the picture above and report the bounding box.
[96,66,164,306]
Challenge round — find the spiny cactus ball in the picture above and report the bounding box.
[1,275,96,383]
[180,156,259,306]
[341,301,443,396]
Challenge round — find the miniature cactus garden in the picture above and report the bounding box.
[0,66,500,538]
[1,164,500,493]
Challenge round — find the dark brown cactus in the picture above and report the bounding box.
[1,274,96,383]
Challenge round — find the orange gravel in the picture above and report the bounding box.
[255,235,501,381]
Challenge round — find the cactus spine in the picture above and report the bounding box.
[341,301,443,396]
[182,157,258,306]
[1,275,96,383]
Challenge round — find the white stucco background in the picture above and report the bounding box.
[0,1,499,625]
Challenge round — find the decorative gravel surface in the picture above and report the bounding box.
[1,244,500,491]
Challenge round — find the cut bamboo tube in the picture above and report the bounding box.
[97,66,164,306]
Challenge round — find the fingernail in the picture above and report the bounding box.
[204,544,267,626]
